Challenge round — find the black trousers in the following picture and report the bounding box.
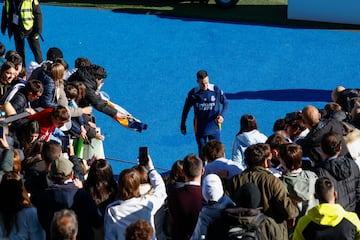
[13,26,43,64]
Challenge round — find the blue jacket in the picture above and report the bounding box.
[191,195,235,239]
[30,67,56,109]
[0,207,45,239]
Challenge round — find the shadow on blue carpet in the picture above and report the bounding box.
[226,89,332,102]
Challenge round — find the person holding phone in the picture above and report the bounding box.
[104,152,167,240]
[138,146,149,166]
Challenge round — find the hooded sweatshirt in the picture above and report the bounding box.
[293,203,360,240]
[231,129,267,170]
[282,169,319,216]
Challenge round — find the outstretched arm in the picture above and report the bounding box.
[86,89,117,118]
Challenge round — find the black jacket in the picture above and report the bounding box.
[68,66,117,118]
[9,88,28,114]
[207,208,282,240]
[316,156,360,214]
[301,119,350,166]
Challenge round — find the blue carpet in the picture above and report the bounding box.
[1,5,360,173]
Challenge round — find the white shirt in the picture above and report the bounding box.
[104,169,167,240]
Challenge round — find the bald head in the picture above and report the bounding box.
[302,105,321,129]
[331,86,345,102]
[352,106,360,124]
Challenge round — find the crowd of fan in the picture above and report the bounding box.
[1,41,360,240]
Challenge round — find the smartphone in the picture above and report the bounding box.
[138,146,149,166]
[61,136,70,153]
[0,126,3,137]
[87,155,96,167]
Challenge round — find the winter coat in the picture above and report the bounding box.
[301,119,350,166]
[293,203,360,240]
[191,195,235,239]
[30,67,56,109]
[207,208,283,240]
[228,166,299,239]
[316,156,360,214]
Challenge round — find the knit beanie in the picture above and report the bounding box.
[234,182,261,209]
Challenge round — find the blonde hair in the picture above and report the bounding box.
[117,168,140,200]
[13,150,21,174]
[50,63,65,84]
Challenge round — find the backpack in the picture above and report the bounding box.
[227,213,266,240]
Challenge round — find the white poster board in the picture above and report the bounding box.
[288,0,360,25]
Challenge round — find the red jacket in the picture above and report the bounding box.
[28,108,55,142]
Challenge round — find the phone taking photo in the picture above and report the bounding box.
[61,136,70,153]
[138,146,149,166]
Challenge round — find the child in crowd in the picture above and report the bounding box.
[279,143,318,218]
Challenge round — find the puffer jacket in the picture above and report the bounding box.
[30,66,56,109]
[316,156,360,214]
